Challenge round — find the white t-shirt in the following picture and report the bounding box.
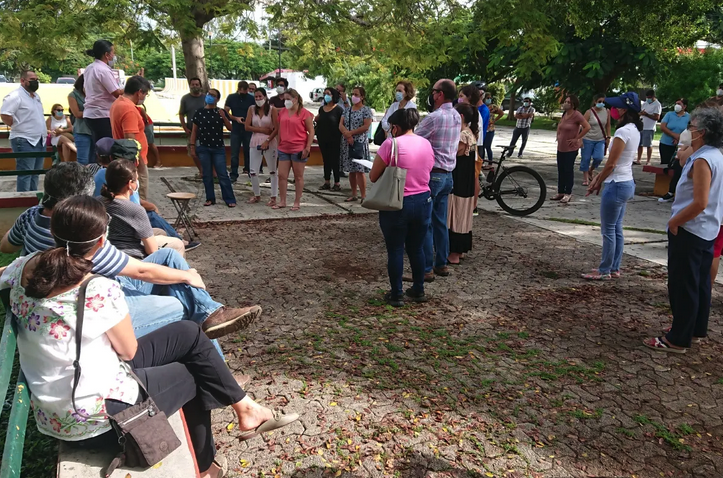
[605,123,640,184]
[49,116,66,146]
[0,254,139,441]
[641,99,661,131]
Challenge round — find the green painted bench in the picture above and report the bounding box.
[0,150,55,178]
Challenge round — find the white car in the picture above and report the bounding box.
[309,88,324,102]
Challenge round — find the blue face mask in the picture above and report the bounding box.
[395,91,404,102]
[485,98,492,105]
[324,94,332,104]
[596,102,605,109]
[646,98,653,104]
[204,94,216,105]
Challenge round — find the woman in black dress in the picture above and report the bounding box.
[315,87,344,191]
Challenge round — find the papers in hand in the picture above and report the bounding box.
[352,159,374,169]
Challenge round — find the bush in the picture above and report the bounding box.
[534,86,563,116]
[487,82,505,106]
[657,49,723,109]
[35,70,51,83]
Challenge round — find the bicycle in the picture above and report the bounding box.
[478,145,546,216]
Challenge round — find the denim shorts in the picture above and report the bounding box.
[640,130,654,148]
[278,150,307,163]
[580,139,605,171]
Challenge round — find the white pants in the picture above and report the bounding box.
[250,146,278,197]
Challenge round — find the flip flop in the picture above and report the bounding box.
[291,206,300,211]
[272,204,286,210]
[345,196,358,202]
[238,411,300,441]
[642,336,686,354]
[213,455,228,478]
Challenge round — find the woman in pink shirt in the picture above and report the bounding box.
[370,109,435,307]
[276,88,314,211]
[83,40,124,143]
[553,94,591,204]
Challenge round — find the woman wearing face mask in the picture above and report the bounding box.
[644,106,723,353]
[99,159,185,258]
[339,87,373,202]
[276,88,314,211]
[381,81,417,136]
[315,88,344,191]
[245,88,279,205]
[46,104,77,161]
[580,94,611,186]
[657,98,691,203]
[552,95,590,204]
[190,89,237,208]
[583,92,642,281]
[68,75,95,165]
[480,92,504,169]
[83,39,124,143]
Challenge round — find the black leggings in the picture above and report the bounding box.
[669,158,684,194]
[659,142,676,166]
[77,321,245,471]
[319,138,341,183]
[556,150,578,194]
[85,117,113,145]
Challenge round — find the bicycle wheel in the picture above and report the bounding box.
[494,166,546,216]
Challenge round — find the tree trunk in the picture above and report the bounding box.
[507,88,517,121]
[181,33,208,89]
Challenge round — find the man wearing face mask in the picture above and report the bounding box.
[179,77,206,177]
[1,70,47,191]
[709,83,723,107]
[507,97,535,158]
[637,89,661,165]
[110,76,152,200]
[336,83,351,110]
[83,39,125,144]
[270,77,288,109]
[224,81,256,179]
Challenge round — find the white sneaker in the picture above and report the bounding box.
[658,193,674,203]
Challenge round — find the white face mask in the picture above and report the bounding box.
[717,89,723,96]
[674,104,683,113]
[255,99,266,107]
[276,86,286,94]
[108,55,117,68]
[284,99,294,109]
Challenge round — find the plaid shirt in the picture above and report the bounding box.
[415,103,462,171]
[515,106,535,129]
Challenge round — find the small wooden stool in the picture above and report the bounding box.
[167,192,198,242]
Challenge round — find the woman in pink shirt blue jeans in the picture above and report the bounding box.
[370,109,435,307]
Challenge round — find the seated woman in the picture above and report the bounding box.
[47,103,77,161]
[0,195,299,477]
[99,159,186,258]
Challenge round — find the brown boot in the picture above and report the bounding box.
[202,305,262,339]
[433,266,450,277]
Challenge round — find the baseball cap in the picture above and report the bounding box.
[605,92,641,112]
[95,137,115,157]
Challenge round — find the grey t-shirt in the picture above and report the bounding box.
[179,93,206,130]
[98,195,153,259]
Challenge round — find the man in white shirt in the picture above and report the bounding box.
[637,89,661,165]
[0,70,47,192]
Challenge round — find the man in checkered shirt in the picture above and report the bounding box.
[508,97,535,157]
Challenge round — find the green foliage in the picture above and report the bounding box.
[533,87,563,116]
[35,71,52,84]
[657,49,723,109]
[486,83,506,107]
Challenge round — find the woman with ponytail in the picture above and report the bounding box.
[0,195,299,475]
[99,159,185,258]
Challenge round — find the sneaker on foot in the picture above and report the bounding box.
[473,208,479,217]
[185,241,202,252]
[202,305,262,339]
[265,178,271,184]
[383,292,404,307]
[658,192,675,203]
[405,288,429,303]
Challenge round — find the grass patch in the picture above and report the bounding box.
[496,117,559,131]
[634,415,692,451]
[615,427,636,438]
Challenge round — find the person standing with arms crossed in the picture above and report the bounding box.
[179,77,206,177]
[225,80,256,179]
[413,79,461,281]
[508,97,535,157]
[1,70,46,191]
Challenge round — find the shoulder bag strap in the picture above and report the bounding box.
[590,108,607,138]
[390,138,398,167]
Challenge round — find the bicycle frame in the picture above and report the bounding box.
[480,145,515,199]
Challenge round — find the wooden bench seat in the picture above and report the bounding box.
[642,164,673,196]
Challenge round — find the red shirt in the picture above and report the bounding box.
[278,108,313,153]
[110,96,148,163]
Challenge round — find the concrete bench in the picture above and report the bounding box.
[57,410,200,478]
[642,164,673,196]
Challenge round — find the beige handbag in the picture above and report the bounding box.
[363,138,407,211]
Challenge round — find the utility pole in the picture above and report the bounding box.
[277,30,281,75]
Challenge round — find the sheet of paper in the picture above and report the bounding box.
[352,159,374,169]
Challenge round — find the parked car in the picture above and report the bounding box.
[0,75,7,83]
[56,77,75,84]
[309,87,324,102]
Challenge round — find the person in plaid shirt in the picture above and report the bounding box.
[508,97,535,157]
[414,79,461,280]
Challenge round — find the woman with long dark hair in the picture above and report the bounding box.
[339,86,373,202]
[583,92,642,280]
[315,87,344,191]
[245,88,279,205]
[68,75,95,164]
[0,195,299,477]
[447,103,480,265]
[552,94,590,204]
[83,40,124,143]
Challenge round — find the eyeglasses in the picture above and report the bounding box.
[431,89,441,93]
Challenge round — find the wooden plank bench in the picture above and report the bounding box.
[642,164,673,196]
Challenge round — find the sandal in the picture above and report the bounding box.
[550,194,564,201]
[267,198,277,207]
[227,203,236,208]
[581,271,611,280]
[291,205,300,211]
[582,181,589,186]
[318,183,331,190]
[204,200,215,207]
[345,196,358,202]
[663,327,704,344]
[643,336,686,354]
[238,411,300,441]
[247,197,260,204]
[272,204,286,210]
[331,184,342,192]
[560,194,572,204]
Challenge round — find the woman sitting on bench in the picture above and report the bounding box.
[0,196,299,477]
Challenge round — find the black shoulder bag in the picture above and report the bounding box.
[71,275,180,477]
[347,108,366,159]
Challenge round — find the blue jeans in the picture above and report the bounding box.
[197,145,236,205]
[379,192,432,298]
[481,130,495,162]
[424,171,454,273]
[230,131,253,180]
[147,210,182,239]
[74,133,95,165]
[598,180,636,273]
[580,139,604,172]
[11,138,45,192]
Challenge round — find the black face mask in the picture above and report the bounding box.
[427,93,435,112]
[27,80,39,92]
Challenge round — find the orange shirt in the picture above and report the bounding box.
[110,96,148,163]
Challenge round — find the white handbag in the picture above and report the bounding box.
[363,138,407,211]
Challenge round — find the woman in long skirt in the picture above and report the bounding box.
[448,103,479,264]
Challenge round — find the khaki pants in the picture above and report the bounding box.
[152,229,185,258]
[137,159,149,201]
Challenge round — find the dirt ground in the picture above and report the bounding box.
[191,212,723,478]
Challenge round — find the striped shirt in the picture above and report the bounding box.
[7,205,129,277]
[414,103,461,172]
